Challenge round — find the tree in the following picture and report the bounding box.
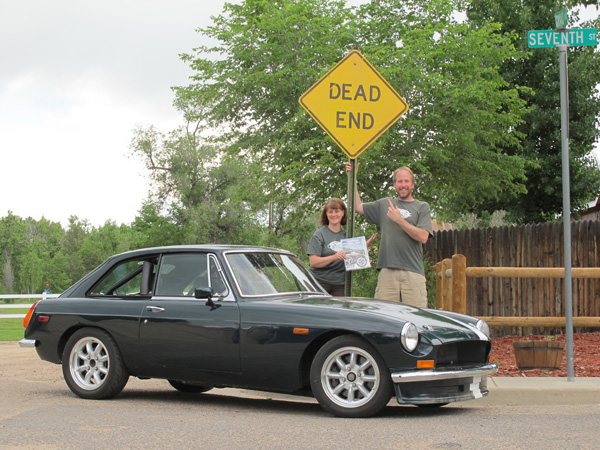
[0,213,27,293]
[175,0,529,222]
[63,216,92,284]
[467,0,600,223]
[130,124,265,245]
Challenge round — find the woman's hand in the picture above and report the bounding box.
[366,232,378,247]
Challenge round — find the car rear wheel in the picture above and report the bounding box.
[62,328,129,399]
[168,380,213,393]
[310,335,393,418]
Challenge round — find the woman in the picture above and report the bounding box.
[307,198,377,296]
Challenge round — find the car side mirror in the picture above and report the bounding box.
[194,287,215,307]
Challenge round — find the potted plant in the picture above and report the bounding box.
[512,336,565,370]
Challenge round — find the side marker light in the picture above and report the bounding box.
[417,360,435,369]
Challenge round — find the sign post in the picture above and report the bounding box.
[528,9,598,381]
[300,49,408,295]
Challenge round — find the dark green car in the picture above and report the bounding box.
[21,245,496,418]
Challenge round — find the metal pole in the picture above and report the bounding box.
[558,43,575,381]
[345,159,356,296]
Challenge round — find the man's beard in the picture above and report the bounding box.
[397,189,411,199]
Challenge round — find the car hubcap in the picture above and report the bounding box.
[69,337,109,390]
[321,346,380,408]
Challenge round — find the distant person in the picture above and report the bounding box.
[307,198,376,296]
[345,162,433,307]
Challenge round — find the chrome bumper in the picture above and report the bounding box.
[19,339,36,348]
[391,363,498,383]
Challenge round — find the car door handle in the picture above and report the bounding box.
[145,306,165,312]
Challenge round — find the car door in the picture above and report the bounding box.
[138,252,241,376]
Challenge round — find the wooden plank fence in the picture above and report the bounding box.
[424,220,600,336]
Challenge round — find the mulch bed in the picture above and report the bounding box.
[490,332,600,377]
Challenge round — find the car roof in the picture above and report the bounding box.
[111,244,291,260]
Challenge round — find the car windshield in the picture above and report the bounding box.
[225,251,326,297]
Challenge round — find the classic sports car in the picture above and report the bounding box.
[21,245,497,418]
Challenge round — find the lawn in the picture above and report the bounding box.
[0,318,25,341]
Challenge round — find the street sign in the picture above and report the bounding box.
[299,50,408,159]
[528,28,598,48]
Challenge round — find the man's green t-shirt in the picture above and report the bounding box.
[362,197,433,276]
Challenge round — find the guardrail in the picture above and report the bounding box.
[434,254,600,327]
[0,293,61,319]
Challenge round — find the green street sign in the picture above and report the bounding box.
[528,28,598,48]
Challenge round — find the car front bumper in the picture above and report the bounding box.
[391,363,498,405]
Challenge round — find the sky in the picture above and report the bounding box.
[1,1,598,228]
[1,0,240,228]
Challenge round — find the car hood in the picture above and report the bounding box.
[283,295,488,344]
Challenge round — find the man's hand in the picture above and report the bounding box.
[344,161,359,174]
[386,198,404,223]
[386,198,429,244]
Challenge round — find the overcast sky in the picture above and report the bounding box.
[1,1,597,228]
[0,0,243,228]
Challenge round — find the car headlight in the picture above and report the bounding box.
[401,322,419,352]
[476,319,490,338]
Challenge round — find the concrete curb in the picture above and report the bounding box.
[483,376,600,406]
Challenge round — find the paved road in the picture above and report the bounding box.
[2,343,599,450]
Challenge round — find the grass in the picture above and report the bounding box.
[0,300,37,341]
[0,318,26,342]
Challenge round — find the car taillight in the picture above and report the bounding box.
[23,301,39,329]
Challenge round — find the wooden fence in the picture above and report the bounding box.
[435,254,600,335]
[424,220,600,336]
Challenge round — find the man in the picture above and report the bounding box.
[345,162,433,308]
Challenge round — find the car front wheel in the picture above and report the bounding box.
[310,335,393,418]
[62,328,129,399]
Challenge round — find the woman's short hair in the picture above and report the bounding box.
[320,198,347,226]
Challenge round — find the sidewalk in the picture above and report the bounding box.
[482,376,600,406]
[212,377,600,407]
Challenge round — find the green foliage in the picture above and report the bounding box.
[456,210,515,229]
[467,0,600,223]
[175,0,530,223]
[423,255,437,309]
[129,123,267,246]
[0,214,136,294]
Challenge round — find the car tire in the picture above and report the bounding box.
[168,380,213,393]
[356,256,368,267]
[310,335,393,418]
[62,328,129,400]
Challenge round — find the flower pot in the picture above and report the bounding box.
[513,340,565,370]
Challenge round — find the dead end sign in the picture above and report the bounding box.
[299,49,409,159]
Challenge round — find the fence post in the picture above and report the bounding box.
[441,258,452,311]
[452,254,467,315]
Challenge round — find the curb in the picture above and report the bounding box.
[483,377,600,406]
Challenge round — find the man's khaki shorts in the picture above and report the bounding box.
[374,268,427,308]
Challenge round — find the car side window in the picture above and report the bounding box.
[155,254,207,297]
[155,253,228,298]
[90,258,157,297]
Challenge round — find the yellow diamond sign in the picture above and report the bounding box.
[299,50,409,159]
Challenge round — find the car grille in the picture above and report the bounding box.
[435,340,491,367]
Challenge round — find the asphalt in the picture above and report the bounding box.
[213,377,600,407]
